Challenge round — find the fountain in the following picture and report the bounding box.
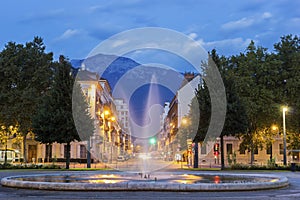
[1,171,289,191]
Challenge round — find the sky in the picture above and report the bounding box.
[0,0,299,64]
[1,0,299,140]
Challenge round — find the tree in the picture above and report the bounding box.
[0,37,53,162]
[233,41,280,165]
[273,35,300,159]
[33,55,94,169]
[72,81,94,168]
[210,50,248,169]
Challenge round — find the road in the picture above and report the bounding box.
[0,169,299,199]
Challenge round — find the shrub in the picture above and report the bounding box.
[0,163,61,169]
[230,163,296,170]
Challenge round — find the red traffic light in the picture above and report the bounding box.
[214,143,219,152]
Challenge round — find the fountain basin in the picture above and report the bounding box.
[1,172,289,191]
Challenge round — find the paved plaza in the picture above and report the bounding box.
[0,168,299,200]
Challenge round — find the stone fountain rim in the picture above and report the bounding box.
[0,171,289,191]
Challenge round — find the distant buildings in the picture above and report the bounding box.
[114,98,132,154]
[158,72,200,161]
[158,72,293,167]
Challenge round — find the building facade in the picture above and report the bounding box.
[114,98,132,155]
[8,69,125,164]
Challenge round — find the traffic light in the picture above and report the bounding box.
[214,143,219,156]
[149,137,156,145]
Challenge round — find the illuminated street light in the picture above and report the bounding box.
[104,110,110,116]
[181,118,188,125]
[271,125,278,131]
[110,116,116,122]
[282,107,288,166]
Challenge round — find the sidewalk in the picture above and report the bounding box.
[167,161,221,170]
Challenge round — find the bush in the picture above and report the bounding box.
[267,158,276,168]
[41,164,61,169]
[230,163,297,171]
[0,163,61,169]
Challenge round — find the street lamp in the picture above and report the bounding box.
[108,115,116,164]
[100,109,110,162]
[181,118,188,125]
[270,125,279,161]
[282,107,288,166]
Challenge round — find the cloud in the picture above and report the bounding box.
[262,12,272,19]
[89,0,144,13]
[198,37,255,55]
[222,17,255,30]
[111,39,129,48]
[221,12,272,31]
[56,29,80,40]
[201,37,253,47]
[188,32,198,40]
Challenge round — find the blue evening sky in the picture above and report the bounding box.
[0,0,299,63]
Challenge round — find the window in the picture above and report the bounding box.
[239,147,246,155]
[266,144,272,155]
[80,145,87,158]
[226,144,232,155]
[201,144,206,154]
[254,146,258,155]
[45,144,52,162]
[279,144,283,155]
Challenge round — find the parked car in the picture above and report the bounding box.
[117,156,125,162]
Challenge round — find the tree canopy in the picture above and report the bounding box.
[179,34,300,167]
[33,56,94,169]
[0,37,53,162]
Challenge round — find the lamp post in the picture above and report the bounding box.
[282,107,288,166]
[109,116,116,164]
[270,125,279,161]
[101,110,110,162]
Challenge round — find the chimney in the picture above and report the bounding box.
[184,72,195,82]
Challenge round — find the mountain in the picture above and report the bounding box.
[71,54,141,89]
[71,54,185,126]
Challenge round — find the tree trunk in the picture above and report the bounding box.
[193,142,198,168]
[47,143,51,162]
[87,138,91,168]
[220,135,225,170]
[23,134,27,163]
[270,143,273,160]
[4,142,8,165]
[250,140,254,165]
[66,142,71,169]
